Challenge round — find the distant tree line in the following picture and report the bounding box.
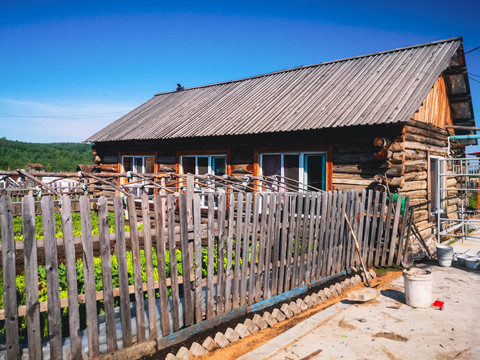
[0,137,93,172]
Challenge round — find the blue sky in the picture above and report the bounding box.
[1,1,479,150]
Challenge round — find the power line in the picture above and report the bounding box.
[465,45,480,54]
[469,76,480,84]
[0,112,126,120]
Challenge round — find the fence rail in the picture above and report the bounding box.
[0,189,410,359]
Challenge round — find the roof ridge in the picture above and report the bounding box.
[154,36,462,96]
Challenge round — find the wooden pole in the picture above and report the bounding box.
[344,212,371,287]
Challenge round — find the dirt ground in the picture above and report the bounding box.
[196,271,402,360]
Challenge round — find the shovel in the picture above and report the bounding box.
[401,207,414,268]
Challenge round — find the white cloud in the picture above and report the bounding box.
[0,98,135,142]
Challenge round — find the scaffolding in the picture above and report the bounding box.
[437,157,480,243]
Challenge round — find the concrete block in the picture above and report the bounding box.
[304,295,314,307]
[369,268,377,279]
[235,323,251,339]
[272,308,286,322]
[224,327,240,343]
[190,342,208,357]
[289,301,302,314]
[310,292,320,304]
[202,336,219,352]
[244,318,260,333]
[323,287,332,298]
[347,288,379,302]
[317,290,327,301]
[253,313,269,330]
[214,332,230,348]
[176,346,192,360]
[296,298,308,311]
[280,303,294,318]
[165,354,179,360]
[335,282,343,295]
[263,311,278,327]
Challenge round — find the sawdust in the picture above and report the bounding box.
[373,331,409,342]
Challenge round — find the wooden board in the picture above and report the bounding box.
[277,193,290,293]
[380,194,394,267]
[179,193,193,327]
[263,193,276,299]
[240,193,252,305]
[367,191,381,266]
[206,193,216,318]
[256,193,269,301]
[216,192,226,313]
[248,192,260,304]
[167,194,181,330]
[284,194,297,291]
[388,195,403,266]
[224,193,235,310]
[232,192,243,307]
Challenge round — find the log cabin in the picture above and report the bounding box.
[86,36,476,253]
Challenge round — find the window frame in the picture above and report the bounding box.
[118,151,157,196]
[429,154,446,215]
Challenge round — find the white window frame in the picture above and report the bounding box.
[259,152,326,191]
[430,155,445,214]
[121,155,155,195]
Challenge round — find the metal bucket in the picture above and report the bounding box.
[465,256,479,270]
[403,268,433,308]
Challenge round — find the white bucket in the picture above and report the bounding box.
[403,268,433,308]
[437,244,454,267]
[456,253,468,267]
[465,256,479,270]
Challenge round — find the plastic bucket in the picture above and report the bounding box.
[403,268,433,308]
[436,244,454,267]
[456,253,468,267]
[465,256,479,270]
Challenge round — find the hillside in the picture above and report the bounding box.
[0,137,93,172]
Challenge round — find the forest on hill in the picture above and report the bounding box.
[0,137,93,172]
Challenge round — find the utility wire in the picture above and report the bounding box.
[469,76,480,84]
[465,45,480,54]
[0,112,125,120]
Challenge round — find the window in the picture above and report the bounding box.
[429,155,445,213]
[260,152,326,191]
[121,155,155,195]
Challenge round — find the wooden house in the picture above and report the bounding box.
[86,37,476,249]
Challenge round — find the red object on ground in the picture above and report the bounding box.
[432,300,444,310]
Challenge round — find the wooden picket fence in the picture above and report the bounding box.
[0,189,411,359]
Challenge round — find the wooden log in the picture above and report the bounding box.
[385,164,404,177]
[405,125,447,141]
[333,153,376,164]
[79,196,99,356]
[401,180,427,192]
[447,178,457,187]
[392,150,426,163]
[333,164,386,175]
[404,160,428,173]
[404,171,427,181]
[1,196,20,359]
[406,119,449,136]
[403,141,447,154]
[388,176,404,188]
[127,195,146,341]
[99,196,118,351]
[332,178,376,186]
[178,193,193,327]
[167,194,181,331]
[114,197,133,344]
[414,210,429,222]
[23,196,42,359]
[398,190,427,198]
[405,134,446,148]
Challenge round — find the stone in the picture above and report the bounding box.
[329,284,338,295]
[253,313,269,330]
[235,323,251,339]
[202,336,219,352]
[176,346,192,360]
[190,342,208,357]
[369,268,377,279]
[317,290,327,301]
[304,295,315,307]
[244,318,260,333]
[324,287,332,298]
[165,354,179,360]
[224,327,240,343]
[263,311,278,327]
[214,332,230,348]
[335,283,343,295]
[358,318,367,323]
[310,292,320,304]
[296,298,308,311]
[272,308,286,322]
[347,288,380,302]
[354,274,362,284]
[289,301,302,315]
[343,278,352,289]
[280,303,294,318]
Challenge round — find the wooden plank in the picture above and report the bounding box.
[206,193,215,318]
[348,191,360,268]
[270,192,283,295]
[356,190,367,268]
[326,191,338,276]
[315,192,328,280]
[277,193,290,294]
[311,193,322,282]
[353,191,363,267]
[248,192,260,304]
[127,195,146,341]
[42,196,62,360]
[167,194,181,331]
[256,193,269,301]
[380,194,394,267]
[298,192,311,285]
[0,195,20,359]
[114,196,133,345]
[224,193,235,311]
[141,193,158,340]
[240,193,252,305]
[179,193,193,327]
[80,195,99,357]
[263,193,276,299]
[321,191,332,278]
[232,192,243,307]
[396,196,410,266]
[216,192,226,313]
[367,191,381,266]
[192,194,204,322]
[374,193,388,267]
[98,196,118,351]
[388,195,404,266]
[361,190,374,266]
[284,194,297,291]
[305,193,316,285]
[22,195,42,359]
[336,191,350,273]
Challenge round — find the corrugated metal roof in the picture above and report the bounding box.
[86,37,463,142]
